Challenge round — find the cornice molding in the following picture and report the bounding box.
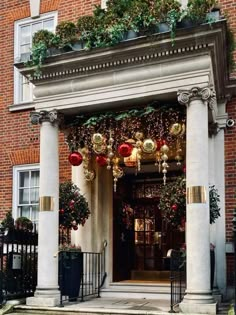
[15,21,233,98]
[15,20,236,114]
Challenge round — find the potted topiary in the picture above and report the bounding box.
[185,0,218,25]
[15,216,33,232]
[153,0,181,38]
[77,15,97,50]
[59,181,90,232]
[124,0,156,36]
[55,21,78,51]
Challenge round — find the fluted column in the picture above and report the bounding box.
[178,87,217,314]
[27,110,62,307]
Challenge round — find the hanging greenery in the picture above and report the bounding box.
[159,176,221,230]
[59,181,90,230]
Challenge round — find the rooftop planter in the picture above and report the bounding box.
[24,0,223,77]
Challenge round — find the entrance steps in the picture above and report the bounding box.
[100,282,171,300]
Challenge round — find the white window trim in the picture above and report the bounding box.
[12,164,40,221]
[14,11,58,106]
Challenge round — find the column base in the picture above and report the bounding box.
[179,301,217,314]
[27,288,60,307]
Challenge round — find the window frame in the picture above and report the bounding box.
[12,164,40,224]
[14,11,57,105]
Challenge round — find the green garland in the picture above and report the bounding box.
[159,176,220,230]
[59,181,90,229]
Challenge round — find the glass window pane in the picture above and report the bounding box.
[30,188,39,204]
[32,22,43,36]
[20,205,30,218]
[20,25,31,45]
[20,44,31,54]
[43,19,54,31]
[31,205,39,222]
[19,188,29,204]
[19,171,29,187]
[31,171,39,186]
[21,76,31,102]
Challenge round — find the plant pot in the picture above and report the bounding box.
[71,41,84,51]
[123,30,138,41]
[206,10,221,23]
[59,251,83,301]
[177,18,198,29]
[158,23,170,33]
[47,47,62,56]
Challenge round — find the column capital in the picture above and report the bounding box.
[177,86,216,108]
[30,110,64,126]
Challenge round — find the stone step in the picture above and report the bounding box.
[100,283,171,300]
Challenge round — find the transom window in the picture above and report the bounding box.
[14,12,57,104]
[13,165,40,224]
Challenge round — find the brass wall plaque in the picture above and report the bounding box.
[39,196,54,211]
[187,186,206,204]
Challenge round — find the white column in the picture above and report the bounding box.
[71,164,93,252]
[27,110,61,307]
[178,87,217,314]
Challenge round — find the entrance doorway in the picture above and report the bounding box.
[113,173,185,282]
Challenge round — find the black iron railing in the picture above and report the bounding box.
[169,249,186,312]
[0,226,38,307]
[59,241,107,305]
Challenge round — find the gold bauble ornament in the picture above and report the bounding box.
[170,123,182,136]
[92,133,103,145]
[142,139,157,153]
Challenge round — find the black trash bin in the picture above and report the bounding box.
[59,251,83,302]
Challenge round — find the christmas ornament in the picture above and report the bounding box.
[170,123,182,136]
[118,143,133,157]
[124,147,138,167]
[93,144,106,154]
[92,133,103,145]
[84,170,96,181]
[135,132,143,171]
[160,142,169,185]
[171,204,178,211]
[142,139,157,153]
[106,131,114,170]
[112,157,124,192]
[68,152,83,166]
[96,155,107,167]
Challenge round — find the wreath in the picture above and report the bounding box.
[59,181,90,230]
[159,176,220,230]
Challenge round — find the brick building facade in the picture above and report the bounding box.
[1,0,236,311]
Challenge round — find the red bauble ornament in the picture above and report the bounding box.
[118,143,133,157]
[183,165,186,173]
[96,155,107,167]
[171,204,178,211]
[68,152,83,166]
[156,139,165,151]
[59,209,64,214]
[73,225,78,230]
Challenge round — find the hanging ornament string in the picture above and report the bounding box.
[65,103,186,189]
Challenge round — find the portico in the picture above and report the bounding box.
[16,20,230,313]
